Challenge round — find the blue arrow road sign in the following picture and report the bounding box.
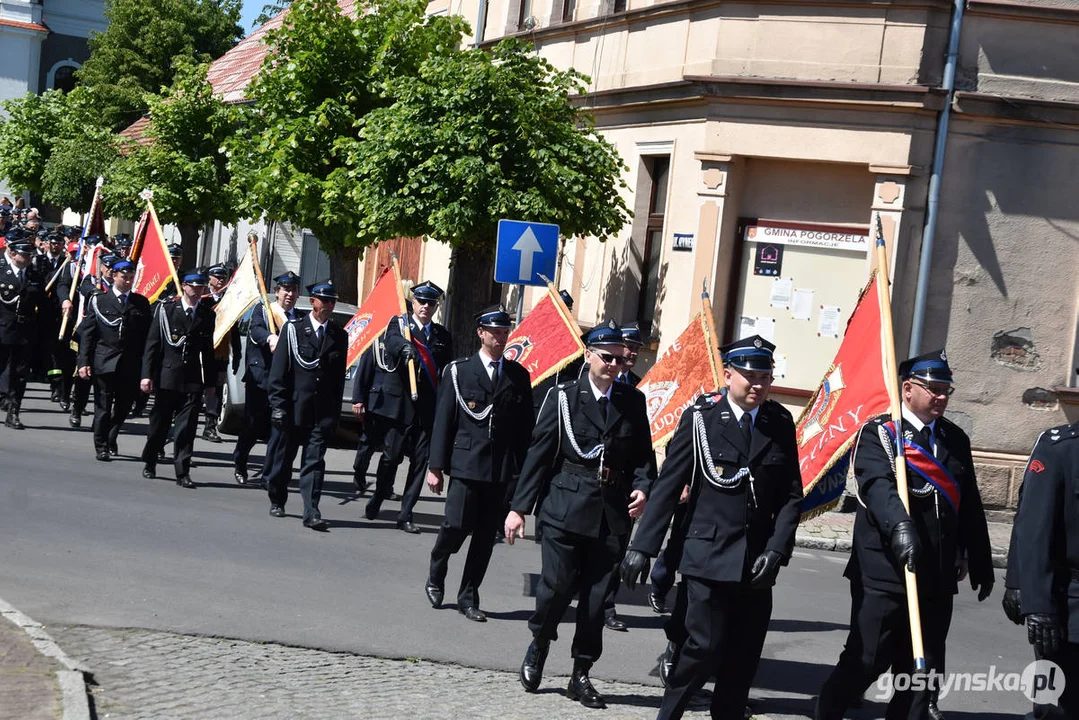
[494,219,560,287]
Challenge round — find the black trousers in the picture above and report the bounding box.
[659,577,773,720]
[428,477,504,609]
[352,421,381,479]
[49,335,75,396]
[71,375,92,413]
[232,383,269,476]
[368,414,429,524]
[1027,641,1078,719]
[92,372,138,452]
[650,501,689,598]
[528,523,624,666]
[816,579,953,720]
[0,341,29,403]
[141,389,203,478]
[264,421,332,522]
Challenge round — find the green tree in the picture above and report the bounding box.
[346,39,630,343]
[77,0,243,130]
[232,0,468,302]
[104,62,244,268]
[253,0,290,27]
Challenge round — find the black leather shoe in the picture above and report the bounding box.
[397,520,421,534]
[157,449,165,460]
[353,476,369,496]
[604,614,627,632]
[59,399,70,412]
[460,606,487,623]
[69,411,81,428]
[648,591,669,614]
[108,442,119,457]
[659,640,676,688]
[303,515,329,531]
[234,469,247,485]
[269,505,286,518]
[142,465,156,479]
[928,699,945,720]
[5,409,25,430]
[51,387,61,403]
[566,668,605,708]
[424,582,444,609]
[202,424,222,443]
[176,475,196,489]
[519,640,549,692]
[96,450,111,462]
[389,492,402,502]
[364,501,380,521]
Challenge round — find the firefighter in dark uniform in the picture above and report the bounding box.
[423,305,534,621]
[507,320,656,709]
[364,281,454,533]
[200,263,231,443]
[1013,419,1079,719]
[37,233,70,405]
[76,259,152,461]
[55,241,93,425]
[0,239,45,429]
[349,345,378,495]
[139,270,217,487]
[231,271,304,485]
[815,349,995,720]
[264,281,347,530]
[155,244,185,304]
[618,335,801,719]
[113,234,133,259]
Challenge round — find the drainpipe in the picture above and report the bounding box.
[909,0,965,355]
[474,0,488,48]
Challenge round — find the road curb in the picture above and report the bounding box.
[795,533,1009,568]
[0,598,91,720]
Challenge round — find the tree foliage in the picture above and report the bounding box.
[253,0,290,27]
[77,0,243,130]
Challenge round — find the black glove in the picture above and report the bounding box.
[1026,613,1065,658]
[749,550,783,588]
[890,520,919,573]
[619,550,649,591]
[270,408,287,430]
[399,343,418,362]
[972,577,994,602]
[1002,588,1023,625]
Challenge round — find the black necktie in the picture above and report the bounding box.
[739,413,753,447]
[489,360,499,385]
[316,325,324,344]
[424,326,431,343]
[119,293,127,306]
[916,425,933,453]
[185,307,194,321]
[598,396,609,421]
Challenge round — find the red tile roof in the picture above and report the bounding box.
[117,116,152,149]
[0,17,49,33]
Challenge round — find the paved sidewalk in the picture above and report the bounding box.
[0,610,62,720]
[54,625,723,719]
[797,510,1014,567]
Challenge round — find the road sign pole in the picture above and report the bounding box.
[515,284,525,327]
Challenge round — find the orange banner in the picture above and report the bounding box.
[345,266,401,369]
[637,310,724,448]
[131,201,179,303]
[503,288,584,386]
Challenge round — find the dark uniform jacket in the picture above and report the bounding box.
[367,315,453,427]
[267,316,347,429]
[632,393,802,582]
[847,413,993,597]
[513,377,656,539]
[243,304,306,392]
[428,353,534,485]
[615,369,642,387]
[142,299,216,393]
[0,259,44,345]
[35,253,67,310]
[1015,422,1079,640]
[76,289,152,376]
[350,345,376,406]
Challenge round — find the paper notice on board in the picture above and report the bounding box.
[818,305,841,338]
[792,289,814,321]
[769,277,793,309]
[739,316,757,339]
[774,353,787,379]
[756,317,775,343]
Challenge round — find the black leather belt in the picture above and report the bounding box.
[562,460,623,487]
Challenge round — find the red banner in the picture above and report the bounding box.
[637,309,724,449]
[503,289,584,386]
[130,202,179,303]
[345,266,402,369]
[797,272,890,517]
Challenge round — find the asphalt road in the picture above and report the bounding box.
[0,387,1034,718]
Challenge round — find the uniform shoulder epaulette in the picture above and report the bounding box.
[693,391,723,410]
[1046,422,1079,443]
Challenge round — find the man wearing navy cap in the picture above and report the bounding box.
[154,245,185,304]
[362,280,453,532]
[199,263,233,444]
[620,334,802,720]
[425,304,533,620]
[816,349,994,720]
[264,280,347,530]
[507,320,655,708]
[231,270,305,486]
[139,270,217,487]
[37,233,71,405]
[76,260,152,461]
[0,240,46,429]
[55,242,97,426]
[113,234,133,259]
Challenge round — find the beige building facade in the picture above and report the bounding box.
[356,0,1079,510]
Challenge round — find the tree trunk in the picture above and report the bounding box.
[177,222,201,271]
[330,245,361,306]
[445,242,501,355]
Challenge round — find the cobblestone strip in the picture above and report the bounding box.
[53,625,724,720]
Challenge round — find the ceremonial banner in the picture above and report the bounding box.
[212,248,263,348]
[130,199,180,303]
[797,272,891,518]
[503,288,584,386]
[62,177,106,340]
[637,308,724,449]
[344,266,402,369]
